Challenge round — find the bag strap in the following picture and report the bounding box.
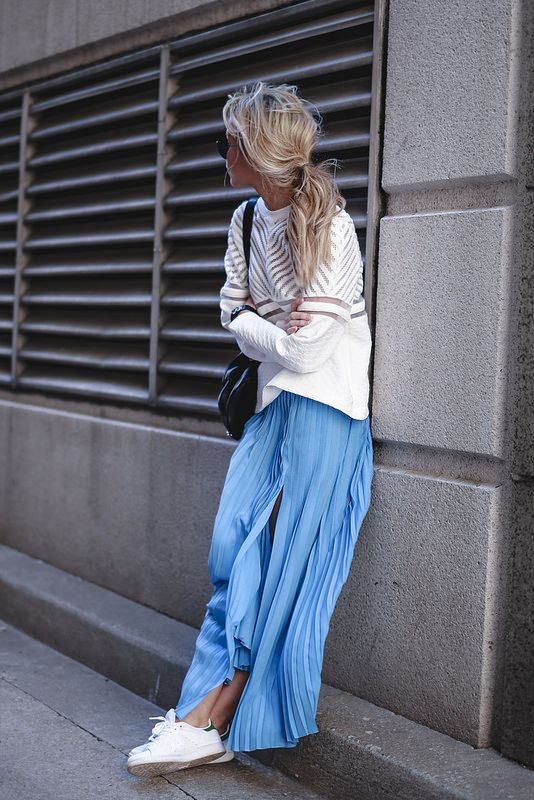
[242,196,259,271]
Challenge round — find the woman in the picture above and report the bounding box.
[127,81,374,777]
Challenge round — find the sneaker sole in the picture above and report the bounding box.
[210,748,235,763]
[127,747,226,777]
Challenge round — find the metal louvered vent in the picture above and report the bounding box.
[18,49,161,403]
[0,91,22,385]
[1,0,376,419]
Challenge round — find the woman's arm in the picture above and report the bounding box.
[220,205,364,372]
[219,202,273,361]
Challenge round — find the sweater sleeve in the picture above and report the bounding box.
[220,204,364,373]
[219,201,275,362]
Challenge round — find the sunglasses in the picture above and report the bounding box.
[216,131,230,160]
[216,131,245,160]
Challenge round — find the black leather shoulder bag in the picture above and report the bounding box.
[217,196,260,440]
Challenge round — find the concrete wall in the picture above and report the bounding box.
[0,0,289,90]
[497,0,534,769]
[0,395,503,748]
[0,0,531,767]
[0,0,214,74]
[372,0,532,766]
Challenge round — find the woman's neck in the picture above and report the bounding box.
[257,187,294,211]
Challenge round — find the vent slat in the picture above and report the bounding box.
[30,99,158,141]
[31,67,160,113]
[29,131,158,168]
[26,195,155,223]
[0,134,19,148]
[27,164,157,195]
[20,310,150,339]
[25,229,154,249]
[22,283,152,306]
[17,368,149,403]
[20,339,149,371]
[24,259,152,277]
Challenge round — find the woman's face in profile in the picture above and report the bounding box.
[226,131,258,189]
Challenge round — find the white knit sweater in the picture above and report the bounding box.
[220,195,372,420]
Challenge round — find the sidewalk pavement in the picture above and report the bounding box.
[0,620,328,800]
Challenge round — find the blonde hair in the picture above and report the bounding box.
[222,80,346,289]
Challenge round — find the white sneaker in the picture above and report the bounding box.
[127,708,226,777]
[209,722,234,763]
[128,710,235,765]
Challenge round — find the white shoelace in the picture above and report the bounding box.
[146,714,184,742]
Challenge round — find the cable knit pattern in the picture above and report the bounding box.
[219,196,372,419]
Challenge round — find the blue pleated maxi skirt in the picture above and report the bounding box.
[174,389,374,753]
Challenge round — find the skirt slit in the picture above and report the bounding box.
[174,390,374,753]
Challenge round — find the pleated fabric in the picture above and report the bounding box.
[174,389,374,753]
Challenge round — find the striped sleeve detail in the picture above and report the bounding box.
[220,282,250,322]
[255,297,288,322]
[220,201,250,329]
[296,296,352,324]
[298,214,364,326]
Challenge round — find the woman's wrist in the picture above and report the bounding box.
[230,303,257,323]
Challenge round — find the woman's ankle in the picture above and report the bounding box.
[210,714,231,735]
[181,713,210,728]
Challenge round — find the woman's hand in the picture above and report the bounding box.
[285,295,312,335]
[236,295,311,334]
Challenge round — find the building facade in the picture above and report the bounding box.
[0,0,532,792]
